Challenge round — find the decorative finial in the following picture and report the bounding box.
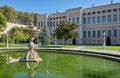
[30,22,33,26]
[56,10,59,13]
[111,0,113,4]
[92,4,94,8]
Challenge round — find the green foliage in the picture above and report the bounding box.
[40,23,51,45]
[0,34,6,43]
[54,21,79,46]
[1,6,17,23]
[9,27,29,44]
[0,6,39,25]
[0,14,7,31]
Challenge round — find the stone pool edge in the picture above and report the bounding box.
[0,48,120,62]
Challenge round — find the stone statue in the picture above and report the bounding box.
[20,23,42,62]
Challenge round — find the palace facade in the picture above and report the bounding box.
[37,2,120,45]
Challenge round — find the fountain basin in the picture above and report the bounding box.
[0,51,120,78]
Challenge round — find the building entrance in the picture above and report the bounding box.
[106,37,111,46]
[72,38,76,45]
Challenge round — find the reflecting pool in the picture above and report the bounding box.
[0,52,120,78]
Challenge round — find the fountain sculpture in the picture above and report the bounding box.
[19,23,42,62]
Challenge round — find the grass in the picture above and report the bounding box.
[0,43,78,49]
[45,45,78,48]
[0,43,120,51]
[86,45,120,51]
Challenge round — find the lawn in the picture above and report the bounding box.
[0,43,78,49]
[86,45,120,51]
[0,43,120,51]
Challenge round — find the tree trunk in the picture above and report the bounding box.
[63,39,66,47]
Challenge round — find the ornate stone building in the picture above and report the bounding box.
[37,2,120,45]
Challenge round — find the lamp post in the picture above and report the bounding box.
[103,31,106,49]
[6,32,8,48]
[54,35,57,47]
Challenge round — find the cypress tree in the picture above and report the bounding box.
[40,23,51,45]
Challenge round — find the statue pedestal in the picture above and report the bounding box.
[19,50,42,62]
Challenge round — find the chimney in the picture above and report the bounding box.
[56,10,59,13]
[111,0,113,4]
[92,4,94,8]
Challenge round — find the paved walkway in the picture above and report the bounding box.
[61,46,120,56]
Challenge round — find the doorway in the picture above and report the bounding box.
[106,37,111,46]
[72,38,76,45]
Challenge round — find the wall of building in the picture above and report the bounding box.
[82,3,120,45]
[37,3,120,45]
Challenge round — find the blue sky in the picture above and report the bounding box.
[0,0,120,14]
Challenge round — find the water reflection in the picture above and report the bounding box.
[0,52,120,78]
[13,62,66,78]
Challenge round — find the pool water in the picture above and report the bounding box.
[0,52,120,78]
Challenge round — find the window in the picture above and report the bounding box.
[53,22,55,27]
[97,11,101,14]
[63,16,65,18]
[93,31,96,37]
[72,18,75,23]
[92,17,96,24]
[83,13,86,15]
[50,22,52,27]
[77,17,80,24]
[108,9,111,12]
[113,30,117,37]
[113,14,117,22]
[50,18,52,20]
[87,17,91,24]
[59,17,62,19]
[83,31,86,38]
[119,30,120,37]
[97,31,101,37]
[88,31,91,37]
[92,12,96,14]
[56,17,58,19]
[88,12,91,15]
[102,10,106,13]
[38,22,40,27]
[108,30,111,37]
[60,21,62,24]
[102,16,106,23]
[119,14,120,21]
[113,8,117,12]
[68,18,71,23]
[41,22,43,27]
[56,21,58,26]
[83,18,86,24]
[53,18,55,20]
[97,16,101,23]
[107,15,112,22]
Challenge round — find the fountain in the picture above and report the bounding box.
[19,23,42,62]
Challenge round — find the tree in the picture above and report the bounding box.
[0,14,7,32]
[40,23,51,45]
[0,6,40,25]
[0,34,6,43]
[9,27,29,44]
[54,21,79,46]
[2,6,17,23]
